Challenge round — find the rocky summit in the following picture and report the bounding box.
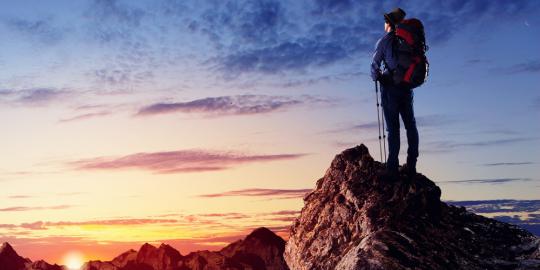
[284,144,540,270]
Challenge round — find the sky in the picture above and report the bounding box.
[0,0,539,266]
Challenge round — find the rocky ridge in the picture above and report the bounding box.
[284,144,540,270]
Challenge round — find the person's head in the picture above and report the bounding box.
[384,8,406,32]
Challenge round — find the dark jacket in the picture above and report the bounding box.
[370,31,397,82]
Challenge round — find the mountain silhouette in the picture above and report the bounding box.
[83,227,288,270]
[284,144,540,270]
[0,242,64,270]
[2,144,540,270]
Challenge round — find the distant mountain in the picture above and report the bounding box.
[284,144,540,270]
[0,242,64,270]
[1,226,288,270]
[83,227,288,270]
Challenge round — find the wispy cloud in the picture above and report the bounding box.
[324,114,457,134]
[3,17,64,44]
[0,205,74,212]
[439,178,532,185]
[19,221,47,230]
[492,59,540,74]
[7,195,35,199]
[199,213,250,219]
[46,218,178,227]
[196,188,312,199]
[58,111,112,122]
[425,137,538,153]
[19,88,67,104]
[0,88,72,106]
[68,150,308,174]
[481,162,535,167]
[135,94,334,117]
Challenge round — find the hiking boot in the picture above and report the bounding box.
[380,166,399,182]
[400,163,417,180]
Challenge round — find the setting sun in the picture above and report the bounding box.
[62,251,85,270]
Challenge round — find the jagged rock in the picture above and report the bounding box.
[0,242,32,270]
[0,243,65,270]
[26,260,65,270]
[284,144,540,270]
[83,260,117,270]
[135,243,183,270]
[176,250,227,270]
[111,250,138,268]
[219,227,289,270]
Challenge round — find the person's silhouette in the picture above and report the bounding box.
[370,8,419,177]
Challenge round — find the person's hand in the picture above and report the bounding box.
[373,71,382,82]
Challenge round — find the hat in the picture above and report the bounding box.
[384,8,406,25]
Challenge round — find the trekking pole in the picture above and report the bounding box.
[379,82,387,163]
[374,80,383,163]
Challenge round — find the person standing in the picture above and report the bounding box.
[370,7,419,177]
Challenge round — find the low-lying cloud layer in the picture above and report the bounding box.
[439,178,532,185]
[197,188,312,200]
[135,94,335,117]
[68,149,308,173]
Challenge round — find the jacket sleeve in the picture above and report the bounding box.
[383,34,397,71]
[370,37,384,81]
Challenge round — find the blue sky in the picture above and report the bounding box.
[0,0,539,263]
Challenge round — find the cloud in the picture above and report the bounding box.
[491,215,540,236]
[84,0,147,43]
[68,149,307,174]
[439,178,532,185]
[199,213,251,219]
[267,216,296,222]
[90,67,154,87]
[8,195,35,199]
[324,114,456,134]
[0,224,17,229]
[0,88,72,106]
[20,221,47,231]
[263,210,301,216]
[58,111,112,122]
[16,88,68,105]
[481,162,535,167]
[445,199,540,236]
[0,205,74,212]
[425,137,538,153]
[46,218,178,226]
[446,199,540,213]
[3,17,64,44]
[492,60,540,74]
[197,188,312,199]
[135,94,334,117]
[206,1,540,76]
[215,40,351,75]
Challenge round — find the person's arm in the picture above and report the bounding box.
[383,34,397,71]
[370,37,384,81]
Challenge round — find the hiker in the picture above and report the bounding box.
[370,7,419,177]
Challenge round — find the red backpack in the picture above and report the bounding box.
[392,18,429,89]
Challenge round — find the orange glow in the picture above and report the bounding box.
[61,251,85,270]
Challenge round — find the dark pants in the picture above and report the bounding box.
[380,82,419,171]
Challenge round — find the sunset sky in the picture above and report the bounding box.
[1,0,539,266]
